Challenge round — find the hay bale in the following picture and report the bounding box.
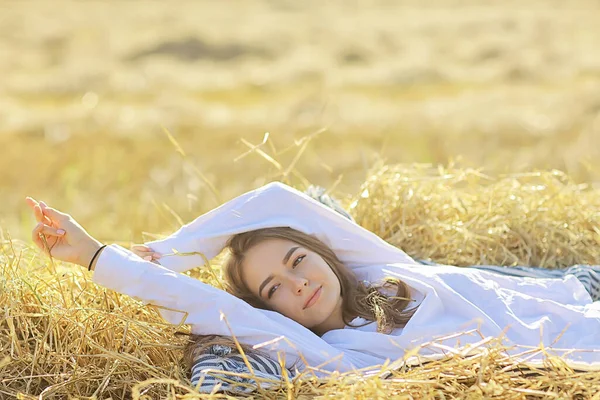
[351,163,600,268]
[0,238,189,399]
[2,164,600,398]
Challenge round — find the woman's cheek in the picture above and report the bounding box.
[276,296,294,318]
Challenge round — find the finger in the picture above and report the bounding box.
[33,204,53,225]
[31,223,46,251]
[25,197,38,208]
[25,198,44,221]
[34,204,43,221]
[131,245,161,259]
[132,244,152,251]
[38,223,66,238]
[26,198,52,223]
[31,223,62,254]
[134,250,155,258]
[39,203,70,221]
[42,214,52,226]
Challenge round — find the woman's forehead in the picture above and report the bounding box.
[244,238,296,264]
[241,239,298,287]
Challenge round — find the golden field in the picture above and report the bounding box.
[1,1,600,398]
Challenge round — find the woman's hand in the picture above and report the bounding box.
[25,197,104,268]
[130,244,162,264]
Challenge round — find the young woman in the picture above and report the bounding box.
[26,182,600,392]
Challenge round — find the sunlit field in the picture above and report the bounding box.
[2,0,600,398]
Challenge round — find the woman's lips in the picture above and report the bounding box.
[304,286,322,309]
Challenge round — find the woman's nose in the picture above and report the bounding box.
[290,276,308,294]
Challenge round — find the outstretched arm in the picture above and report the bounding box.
[24,196,383,373]
[145,182,418,274]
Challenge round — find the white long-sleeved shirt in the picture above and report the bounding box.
[92,182,600,373]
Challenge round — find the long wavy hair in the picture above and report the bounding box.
[182,227,419,370]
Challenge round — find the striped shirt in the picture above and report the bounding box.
[190,345,294,393]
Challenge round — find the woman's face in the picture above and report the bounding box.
[240,238,344,333]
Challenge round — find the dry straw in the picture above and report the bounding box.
[352,162,600,269]
[2,163,600,399]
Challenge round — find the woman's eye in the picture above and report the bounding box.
[293,255,305,268]
[268,284,280,299]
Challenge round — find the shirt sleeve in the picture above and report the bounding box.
[144,182,418,274]
[92,244,373,372]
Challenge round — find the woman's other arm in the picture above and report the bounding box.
[93,244,372,372]
[146,182,418,273]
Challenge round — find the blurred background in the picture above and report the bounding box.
[2,0,600,244]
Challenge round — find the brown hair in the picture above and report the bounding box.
[182,227,418,371]
[223,227,418,333]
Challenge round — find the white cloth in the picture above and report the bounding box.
[92,182,600,374]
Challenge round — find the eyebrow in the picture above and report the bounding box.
[258,246,299,298]
[283,246,299,265]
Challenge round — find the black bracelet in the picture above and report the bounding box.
[88,244,107,271]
